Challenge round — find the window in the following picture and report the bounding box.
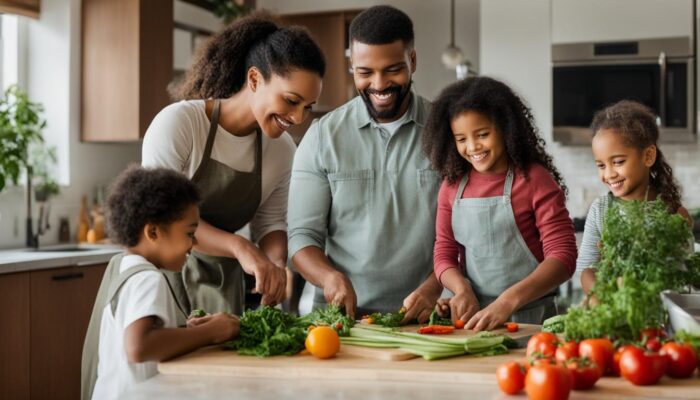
[1,14,21,90]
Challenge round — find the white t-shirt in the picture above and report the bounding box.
[376,109,410,137]
[142,100,296,242]
[91,255,178,400]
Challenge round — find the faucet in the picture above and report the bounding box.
[25,167,50,249]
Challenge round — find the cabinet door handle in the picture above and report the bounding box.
[52,272,84,281]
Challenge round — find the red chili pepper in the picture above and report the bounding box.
[506,322,519,333]
[419,325,454,334]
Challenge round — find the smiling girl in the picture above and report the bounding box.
[423,77,577,331]
[142,12,325,315]
[578,100,692,295]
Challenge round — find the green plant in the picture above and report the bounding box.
[205,0,249,24]
[0,85,57,197]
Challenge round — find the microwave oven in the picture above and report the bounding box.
[552,37,695,145]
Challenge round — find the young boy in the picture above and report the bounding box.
[82,166,239,400]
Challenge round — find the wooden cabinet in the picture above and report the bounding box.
[0,262,107,400]
[81,0,173,141]
[30,263,106,400]
[0,272,31,400]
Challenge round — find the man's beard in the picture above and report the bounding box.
[359,80,412,121]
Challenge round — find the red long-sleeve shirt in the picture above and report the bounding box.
[433,164,577,283]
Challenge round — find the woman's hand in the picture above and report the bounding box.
[236,241,287,306]
[464,297,515,331]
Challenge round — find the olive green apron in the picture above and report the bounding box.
[80,253,188,400]
[452,168,557,324]
[163,98,262,316]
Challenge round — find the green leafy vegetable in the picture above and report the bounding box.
[562,200,700,341]
[224,306,307,357]
[542,314,566,333]
[298,304,355,336]
[363,308,407,327]
[189,309,206,318]
[428,309,453,326]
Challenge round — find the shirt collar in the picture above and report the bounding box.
[356,89,422,129]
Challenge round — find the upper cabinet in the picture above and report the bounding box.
[81,0,173,142]
[552,0,693,44]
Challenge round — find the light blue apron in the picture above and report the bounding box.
[451,168,557,323]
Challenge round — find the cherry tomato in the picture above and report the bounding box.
[565,357,602,390]
[645,337,662,352]
[505,322,519,332]
[525,364,573,400]
[527,332,560,358]
[579,338,614,375]
[660,342,697,378]
[455,319,465,329]
[619,346,668,386]
[555,341,579,364]
[496,361,526,395]
[640,327,666,340]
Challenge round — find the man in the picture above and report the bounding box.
[288,5,442,322]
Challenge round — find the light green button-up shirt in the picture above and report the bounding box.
[288,93,441,314]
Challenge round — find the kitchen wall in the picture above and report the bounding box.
[257,0,480,101]
[480,0,700,218]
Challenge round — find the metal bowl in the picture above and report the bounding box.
[661,291,700,335]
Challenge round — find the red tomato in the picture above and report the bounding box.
[565,357,602,390]
[640,327,666,340]
[619,346,668,386]
[506,322,519,332]
[455,319,465,329]
[525,364,573,400]
[579,338,614,375]
[645,337,662,352]
[660,342,698,378]
[555,341,579,364]
[611,345,635,376]
[496,361,526,395]
[527,332,560,358]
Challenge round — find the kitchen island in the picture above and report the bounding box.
[120,345,700,399]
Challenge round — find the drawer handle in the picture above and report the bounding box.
[52,272,84,281]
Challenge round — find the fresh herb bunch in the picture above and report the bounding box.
[224,306,307,357]
[563,200,700,341]
[298,304,355,336]
[363,308,407,328]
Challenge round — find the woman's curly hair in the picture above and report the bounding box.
[106,165,200,247]
[591,100,682,212]
[172,10,326,100]
[423,76,567,194]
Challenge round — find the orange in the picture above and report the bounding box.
[305,325,340,359]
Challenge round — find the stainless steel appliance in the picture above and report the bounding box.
[552,37,695,145]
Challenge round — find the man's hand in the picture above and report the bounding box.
[322,272,357,319]
[401,288,439,324]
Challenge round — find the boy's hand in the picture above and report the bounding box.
[203,312,240,344]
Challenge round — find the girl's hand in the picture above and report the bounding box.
[236,242,287,306]
[464,298,514,331]
[449,290,480,324]
[435,297,451,317]
[202,312,240,344]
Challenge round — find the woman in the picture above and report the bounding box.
[141,11,325,314]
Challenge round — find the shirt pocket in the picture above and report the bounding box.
[416,169,442,195]
[328,169,375,223]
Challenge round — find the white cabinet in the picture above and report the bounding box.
[552,0,693,44]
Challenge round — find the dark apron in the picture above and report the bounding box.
[163,98,263,315]
[451,168,557,324]
[81,254,187,400]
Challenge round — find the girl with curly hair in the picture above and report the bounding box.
[578,100,692,295]
[142,11,325,315]
[423,76,577,331]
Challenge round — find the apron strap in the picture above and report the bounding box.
[191,99,221,182]
[502,167,514,202]
[453,174,470,206]
[107,264,188,321]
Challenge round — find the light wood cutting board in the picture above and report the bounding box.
[340,323,541,361]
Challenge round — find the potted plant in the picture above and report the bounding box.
[0,84,57,196]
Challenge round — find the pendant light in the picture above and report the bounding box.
[441,0,464,69]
